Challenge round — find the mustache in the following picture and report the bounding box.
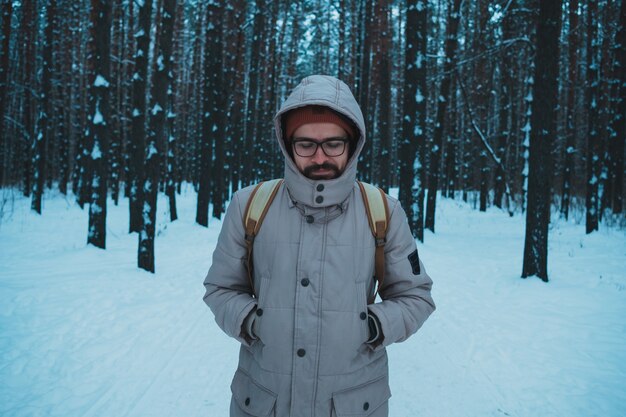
[303,163,340,176]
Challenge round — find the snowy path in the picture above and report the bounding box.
[1,189,624,417]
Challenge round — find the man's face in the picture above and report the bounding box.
[291,122,351,180]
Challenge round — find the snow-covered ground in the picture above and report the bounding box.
[0,187,624,417]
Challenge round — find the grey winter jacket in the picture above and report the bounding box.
[203,75,435,417]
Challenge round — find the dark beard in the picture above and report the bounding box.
[303,162,341,179]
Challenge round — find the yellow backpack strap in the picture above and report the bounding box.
[242,179,284,297]
[357,181,390,304]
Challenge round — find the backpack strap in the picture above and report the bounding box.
[357,181,390,304]
[243,179,284,297]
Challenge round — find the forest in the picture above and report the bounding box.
[0,0,624,279]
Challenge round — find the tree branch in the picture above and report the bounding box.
[457,71,515,216]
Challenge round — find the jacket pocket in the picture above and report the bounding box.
[331,375,391,417]
[230,368,277,417]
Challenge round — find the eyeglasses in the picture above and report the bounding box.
[292,138,349,157]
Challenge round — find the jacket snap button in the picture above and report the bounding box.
[363,402,369,411]
[245,397,250,406]
[301,278,310,287]
[360,312,367,320]
[306,215,314,224]
[256,308,263,316]
[315,195,324,204]
[297,348,306,357]
[316,184,324,192]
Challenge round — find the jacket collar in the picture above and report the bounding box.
[283,151,356,208]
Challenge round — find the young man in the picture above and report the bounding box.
[203,75,435,417]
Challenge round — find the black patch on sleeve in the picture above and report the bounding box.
[408,249,421,275]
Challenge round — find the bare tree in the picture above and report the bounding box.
[0,0,13,186]
[196,1,223,227]
[607,0,625,215]
[399,0,427,241]
[522,0,562,281]
[425,0,461,233]
[31,0,57,214]
[128,0,153,233]
[138,0,177,272]
[87,0,112,249]
[560,0,579,220]
[585,0,600,234]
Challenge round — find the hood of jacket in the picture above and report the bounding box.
[273,75,366,208]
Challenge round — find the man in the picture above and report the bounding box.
[203,75,435,417]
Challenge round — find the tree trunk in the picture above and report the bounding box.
[399,0,427,242]
[31,0,56,214]
[425,0,461,233]
[357,0,373,182]
[494,16,514,210]
[87,0,112,249]
[225,0,247,195]
[607,0,625,214]
[129,0,153,233]
[196,2,224,227]
[22,2,34,195]
[585,0,600,234]
[474,2,491,213]
[242,0,266,187]
[520,69,533,214]
[166,0,185,222]
[376,1,392,192]
[209,3,225,220]
[560,0,579,220]
[0,0,13,186]
[138,0,176,272]
[522,0,562,281]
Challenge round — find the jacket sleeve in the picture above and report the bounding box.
[366,198,435,351]
[202,191,258,346]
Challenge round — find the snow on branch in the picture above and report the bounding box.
[457,71,515,217]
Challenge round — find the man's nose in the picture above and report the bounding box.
[310,145,328,163]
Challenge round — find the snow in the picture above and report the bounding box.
[0,188,625,417]
[146,142,158,159]
[94,75,110,88]
[491,10,503,23]
[414,53,424,70]
[156,55,165,72]
[93,104,104,126]
[415,89,424,103]
[89,203,102,215]
[151,104,163,115]
[91,143,102,160]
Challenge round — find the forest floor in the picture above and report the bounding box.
[0,187,625,417]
